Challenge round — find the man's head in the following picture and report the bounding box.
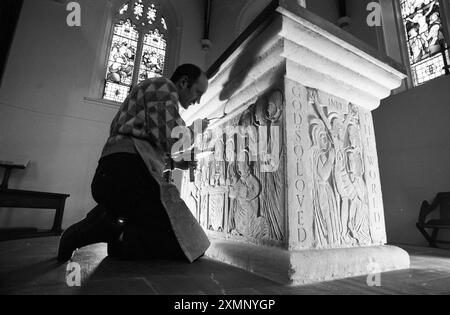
[171,64,208,109]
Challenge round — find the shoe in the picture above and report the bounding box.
[57,205,125,262]
[107,239,125,259]
[107,224,187,261]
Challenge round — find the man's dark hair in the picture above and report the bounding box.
[170,64,203,87]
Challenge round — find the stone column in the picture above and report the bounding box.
[180,0,409,285]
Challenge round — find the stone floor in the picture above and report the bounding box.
[0,237,449,295]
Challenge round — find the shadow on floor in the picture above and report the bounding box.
[77,255,280,295]
[1,237,450,295]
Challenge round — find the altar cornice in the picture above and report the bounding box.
[181,0,407,124]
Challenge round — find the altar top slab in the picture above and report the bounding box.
[207,0,406,80]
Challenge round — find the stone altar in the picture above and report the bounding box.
[180,0,410,285]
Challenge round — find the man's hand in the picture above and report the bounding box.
[174,160,198,171]
[189,160,198,171]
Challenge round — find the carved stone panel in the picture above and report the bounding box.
[285,78,387,250]
[199,193,209,229]
[285,78,311,250]
[181,89,287,246]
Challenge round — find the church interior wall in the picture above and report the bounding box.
[374,75,450,246]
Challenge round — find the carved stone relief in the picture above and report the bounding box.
[185,90,286,244]
[307,88,372,248]
[209,193,225,232]
[199,193,209,228]
[288,83,308,247]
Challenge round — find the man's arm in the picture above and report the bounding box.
[173,160,194,171]
[142,78,186,154]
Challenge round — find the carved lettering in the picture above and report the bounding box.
[365,124,371,137]
[292,99,302,111]
[374,212,381,223]
[298,228,307,243]
[371,183,377,194]
[296,194,305,208]
[295,179,306,192]
[368,155,376,166]
[296,160,304,176]
[294,113,303,125]
[328,98,344,112]
[295,129,302,143]
[292,86,301,98]
[290,85,307,246]
[294,145,304,157]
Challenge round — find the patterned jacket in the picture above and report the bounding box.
[101,77,186,160]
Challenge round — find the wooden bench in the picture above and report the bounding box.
[0,159,69,241]
[416,192,450,248]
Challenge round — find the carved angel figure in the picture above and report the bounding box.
[229,153,268,239]
[330,111,357,245]
[310,119,341,247]
[346,124,372,245]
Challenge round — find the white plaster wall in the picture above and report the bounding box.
[206,0,283,68]
[305,0,341,25]
[345,0,380,50]
[373,76,450,246]
[0,0,205,229]
[175,0,206,67]
[306,0,380,50]
[380,0,404,64]
[234,0,274,38]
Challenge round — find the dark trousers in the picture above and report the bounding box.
[91,153,184,259]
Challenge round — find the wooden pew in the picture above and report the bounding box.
[0,159,69,241]
[416,192,450,248]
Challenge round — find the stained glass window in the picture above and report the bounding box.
[399,0,450,85]
[103,0,168,103]
[138,30,166,83]
[161,17,167,30]
[134,0,144,20]
[147,4,157,24]
[119,4,128,15]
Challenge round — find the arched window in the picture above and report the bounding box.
[103,0,169,103]
[399,0,450,85]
